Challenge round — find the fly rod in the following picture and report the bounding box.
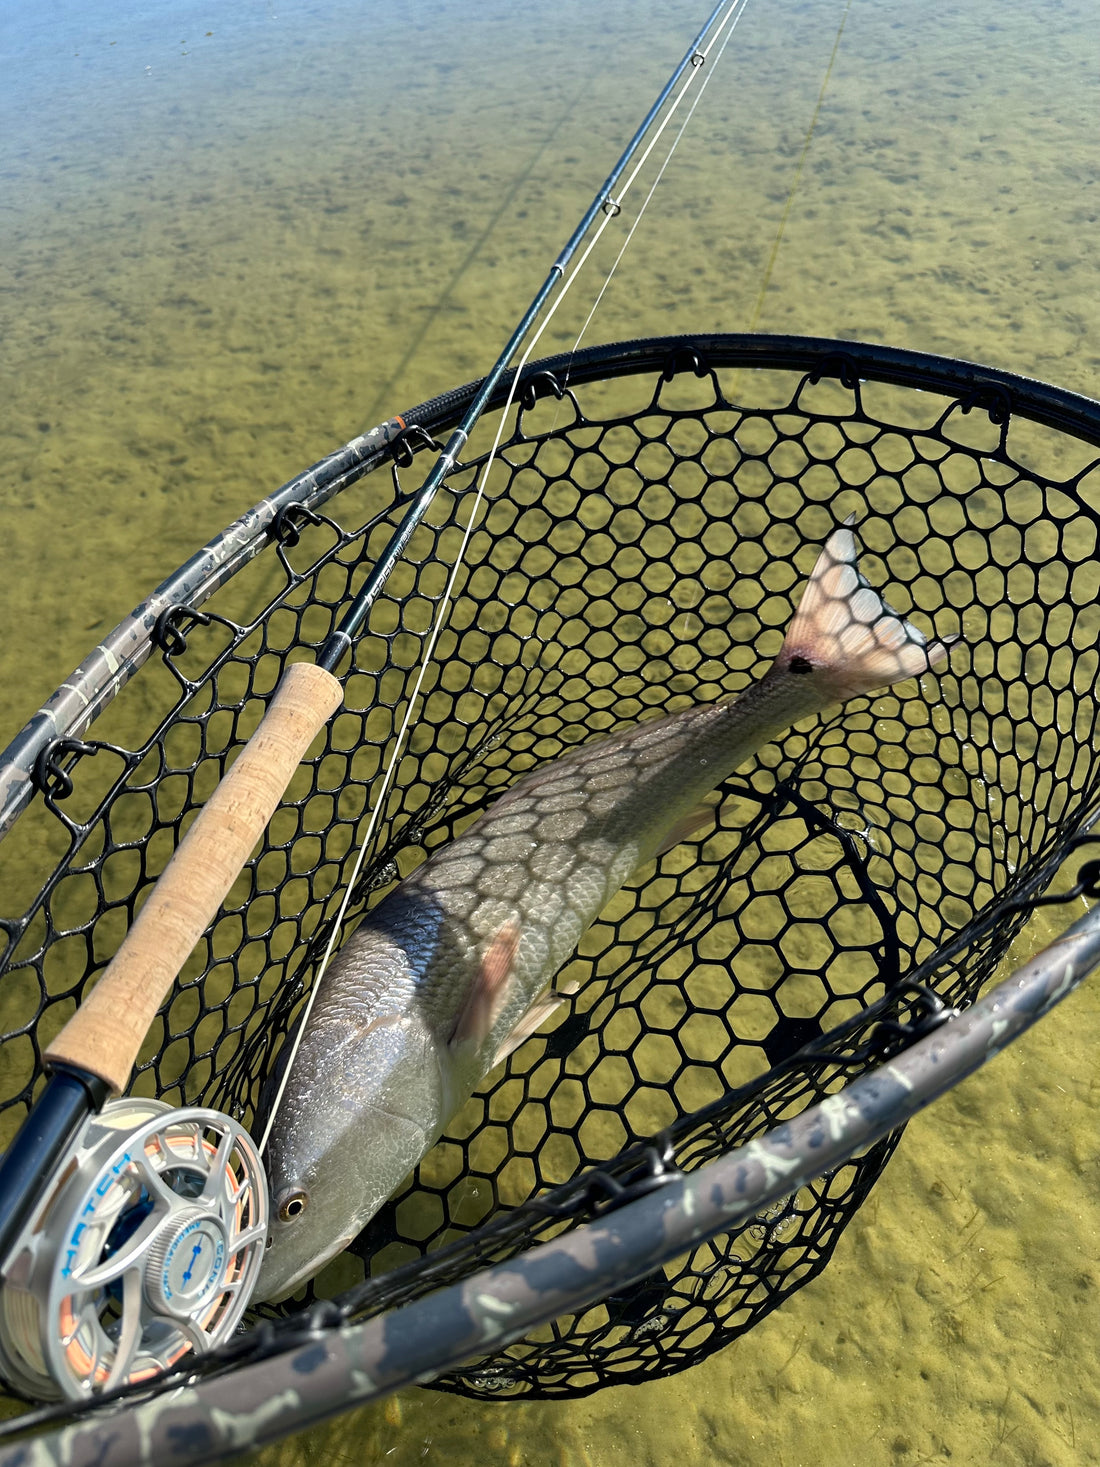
[0,0,744,1307]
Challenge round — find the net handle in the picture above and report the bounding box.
[43,661,343,1094]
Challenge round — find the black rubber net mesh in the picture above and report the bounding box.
[2,336,1100,1407]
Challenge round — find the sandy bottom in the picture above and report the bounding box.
[3,0,1100,1461]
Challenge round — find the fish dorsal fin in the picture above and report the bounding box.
[781,519,951,700]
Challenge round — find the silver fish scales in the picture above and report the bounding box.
[256,522,949,1300]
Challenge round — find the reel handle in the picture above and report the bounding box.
[44,660,343,1094]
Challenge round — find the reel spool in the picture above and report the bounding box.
[0,1099,267,1402]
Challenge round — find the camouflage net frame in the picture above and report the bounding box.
[2,333,1100,1415]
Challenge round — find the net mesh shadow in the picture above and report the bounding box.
[2,335,1100,1405]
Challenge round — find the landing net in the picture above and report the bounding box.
[2,334,1100,1421]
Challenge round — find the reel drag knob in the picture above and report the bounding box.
[0,1098,268,1402]
[143,1207,229,1321]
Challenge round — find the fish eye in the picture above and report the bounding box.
[277,1188,309,1223]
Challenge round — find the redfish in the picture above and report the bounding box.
[256,522,949,1299]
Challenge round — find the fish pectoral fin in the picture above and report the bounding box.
[654,795,720,857]
[492,977,581,1067]
[448,918,522,1050]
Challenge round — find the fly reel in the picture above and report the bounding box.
[0,1098,268,1401]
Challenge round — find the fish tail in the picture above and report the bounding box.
[777,518,950,700]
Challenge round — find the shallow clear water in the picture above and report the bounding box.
[3,0,1100,1461]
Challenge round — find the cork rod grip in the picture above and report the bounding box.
[45,660,344,1094]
